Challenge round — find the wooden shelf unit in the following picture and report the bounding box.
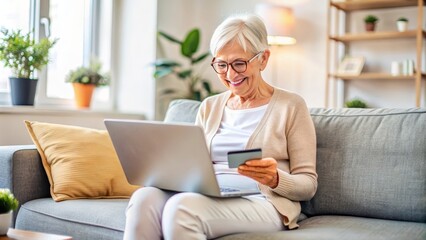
[331,0,421,11]
[325,0,425,107]
[330,30,421,42]
[331,73,425,81]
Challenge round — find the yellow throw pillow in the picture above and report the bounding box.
[24,121,139,201]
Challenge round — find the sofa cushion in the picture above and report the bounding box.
[24,121,139,201]
[302,108,426,223]
[217,215,426,240]
[15,198,128,239]
[163,99,201,123]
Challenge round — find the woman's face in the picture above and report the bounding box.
[212,43,268,98]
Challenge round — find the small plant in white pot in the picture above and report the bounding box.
[396,17,408,32]
[0,189,19,235]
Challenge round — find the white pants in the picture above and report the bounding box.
[123,187,285,240]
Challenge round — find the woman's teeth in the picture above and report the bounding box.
[229,77,247,86]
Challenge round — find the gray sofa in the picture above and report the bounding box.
[1,99,425,239]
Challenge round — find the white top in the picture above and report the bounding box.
[210,104,268,164]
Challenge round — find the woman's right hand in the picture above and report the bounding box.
[238,157,279,188]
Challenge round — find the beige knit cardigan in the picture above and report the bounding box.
[195,88,318,229]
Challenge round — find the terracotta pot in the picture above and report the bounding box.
[365,22,376,32]
[72,83,96,108]
[0,211,12,235]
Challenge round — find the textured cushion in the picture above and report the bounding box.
[24,121,139,201]
[302,108,426,222]
[16,198,128,239]
[217,215,426,240]
[163,99,201,123]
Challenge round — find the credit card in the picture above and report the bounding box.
[227,148,262,168]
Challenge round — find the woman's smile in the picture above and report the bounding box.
[228,77,248,87]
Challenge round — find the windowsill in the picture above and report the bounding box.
[0,104,146,146]
[0,105,146,119]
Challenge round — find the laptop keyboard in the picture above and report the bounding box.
[220,187,239,193]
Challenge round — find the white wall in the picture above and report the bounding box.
[112,0,158,119]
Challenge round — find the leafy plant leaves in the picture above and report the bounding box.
[158,31,182,44]
[154,68,174,78]
[154,28,216,101]
[181,29,200,58]
[192,52,210,64]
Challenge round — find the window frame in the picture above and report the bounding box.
[0,0,111,108]
[37,0,108,107]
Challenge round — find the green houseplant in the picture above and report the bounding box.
[154,28,215,101]
[364,15,378,32]
[0,29,56,105]
[0,189,19,235]
[65,59,109,108]
[345,98,367,108]
[396,17,408,32]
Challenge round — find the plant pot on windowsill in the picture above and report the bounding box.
[9,77,38,105]
[72,83,96,108]
[65,60,109,109]
[0,29,56,106]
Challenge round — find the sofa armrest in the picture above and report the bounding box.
[0,145,50,225]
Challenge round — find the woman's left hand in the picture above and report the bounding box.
[238,158,278,188]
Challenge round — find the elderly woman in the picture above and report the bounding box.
[124,14,317,240]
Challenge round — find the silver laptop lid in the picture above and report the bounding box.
[105,119,224,197]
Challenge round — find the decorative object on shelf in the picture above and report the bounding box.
[401,59,415,76]
[345,98,367,108]
[153,28,216,101]
[396,17,408,32]
[0,29,56,106]
[391,61,402,76]
[65,59,109,108]
[364,15,378,32]
[0,188,19,235]
[337,56,365,76]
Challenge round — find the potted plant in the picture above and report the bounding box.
[65,59,109,108]
[364,15,378,32]
[396,17,408,32]
[154,28,216,101]
[345,98,367,108]
[0,29,56,105]
[0,189,19,235]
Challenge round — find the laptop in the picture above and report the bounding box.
[104,119,260,198]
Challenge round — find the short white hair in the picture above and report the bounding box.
[210,14,269,57]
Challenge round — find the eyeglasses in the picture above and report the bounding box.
[210,51,264,74]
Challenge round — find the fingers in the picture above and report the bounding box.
[245,158,275,167]
[237,158,279,188]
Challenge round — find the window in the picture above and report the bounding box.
[0,0,112,107]
[45,0,86,100]
[1,0,157,116]
[41,0,112,107]
[0,0,30,102]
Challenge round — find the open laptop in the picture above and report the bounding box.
[104,119,260,198]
